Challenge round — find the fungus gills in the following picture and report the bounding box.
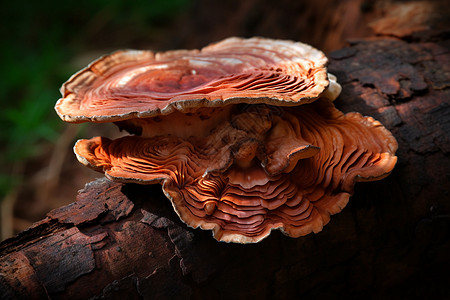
[57,37,397,243]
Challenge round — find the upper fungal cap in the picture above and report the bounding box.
[55,37,334,123]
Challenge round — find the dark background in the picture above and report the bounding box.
[0,1,449,298]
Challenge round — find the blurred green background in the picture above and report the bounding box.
[0,0,197,239]
[0,0,190,200]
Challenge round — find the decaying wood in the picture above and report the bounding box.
[1,34,449,299]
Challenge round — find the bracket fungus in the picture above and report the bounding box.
[56,37,397,243]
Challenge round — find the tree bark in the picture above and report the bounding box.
[1,34,449,299]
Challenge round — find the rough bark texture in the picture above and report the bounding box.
[1,34,450,299]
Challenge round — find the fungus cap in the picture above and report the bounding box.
[55,37,339,123]
[58,37,397,243]
[73,100,398,243]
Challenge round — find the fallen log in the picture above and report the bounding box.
[1,34,449,299]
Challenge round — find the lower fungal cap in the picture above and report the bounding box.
[74,99,397,243]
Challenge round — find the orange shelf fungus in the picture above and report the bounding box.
[57,37,397,243]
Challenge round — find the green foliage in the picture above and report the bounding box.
[0,0,190,199]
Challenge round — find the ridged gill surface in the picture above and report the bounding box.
[74,99,398,243]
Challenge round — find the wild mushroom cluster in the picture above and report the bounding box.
[56,37,397,243]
